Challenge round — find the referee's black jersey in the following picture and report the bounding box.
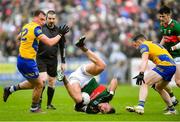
[37,24,66,63]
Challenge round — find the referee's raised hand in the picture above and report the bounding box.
[58,24,70,36]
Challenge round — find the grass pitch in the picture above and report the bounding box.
[0,85,179,121]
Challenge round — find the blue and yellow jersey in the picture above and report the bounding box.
[19,22,43,59]
[139,41,175,66]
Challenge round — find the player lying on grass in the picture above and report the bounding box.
[126,34,177,115]
[57,36,118,114]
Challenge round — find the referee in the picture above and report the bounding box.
[37,10,66,109]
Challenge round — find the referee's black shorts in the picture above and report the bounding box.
[37,57,58,77]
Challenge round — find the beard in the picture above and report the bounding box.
[160,21,164,26]
[47,23,54,28]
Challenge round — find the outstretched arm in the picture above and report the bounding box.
[38,24,70,46]
[171,36,180,51]
[108,78,118,94]
[159,37,165,46]
[140,53,149,73]
[38,34,61,46]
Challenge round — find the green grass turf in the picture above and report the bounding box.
[0,85,179,121]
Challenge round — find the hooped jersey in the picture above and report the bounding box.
[139,41,175,66]
[19,22,43,59]
[82,78,113,114]
[160,19,180,58]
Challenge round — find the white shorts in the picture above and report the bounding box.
[174,57,180,64]
[68,65,94,88]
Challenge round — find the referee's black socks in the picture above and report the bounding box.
[47,86,55,105]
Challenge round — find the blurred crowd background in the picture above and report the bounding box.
[0,0,179,83]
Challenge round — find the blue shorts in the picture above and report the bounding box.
[152,65,176,81]
[17,56,39,79]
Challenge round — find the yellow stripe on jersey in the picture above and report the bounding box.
[139,41,175,66]
[19,22,43,59]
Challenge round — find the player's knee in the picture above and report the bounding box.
[41,77,46,83]
[98,62,106,72]
[39,73,48,82]
[48,78,56,85]
[155,85,163,92]
[102,61,106,68]
[37,80,44,89]
[73,95,83,103]
[176,82,180,87]
[175,78,180,87]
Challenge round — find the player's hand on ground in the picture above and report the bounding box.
[133,72,145,85]
[58,24,70,36]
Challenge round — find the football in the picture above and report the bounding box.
[82,92,90,105]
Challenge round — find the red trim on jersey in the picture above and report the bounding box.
[90,85,106,100]
[170,23,175,28]
[164,36,178,43]
[163,23,168,28]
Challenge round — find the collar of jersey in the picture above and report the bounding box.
[168,19,172,25]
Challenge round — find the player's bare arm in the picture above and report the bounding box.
[16,33,21,41]
[108,78,118,94]
[171,36,180,51]
[159,37,165,46]
[38,34,61,46]
[38,24,69,46]
[140,53,149,73]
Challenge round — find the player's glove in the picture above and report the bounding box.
[56,70,64,82]
[133,72,145,85]
[58,24,70,36]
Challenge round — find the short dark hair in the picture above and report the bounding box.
[158,6,171,14]
[47,10,56,15]
[107,107,116,114]
[132,34,146,42]
[33,10,46,17]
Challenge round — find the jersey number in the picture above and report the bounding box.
[21,28,28,41]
